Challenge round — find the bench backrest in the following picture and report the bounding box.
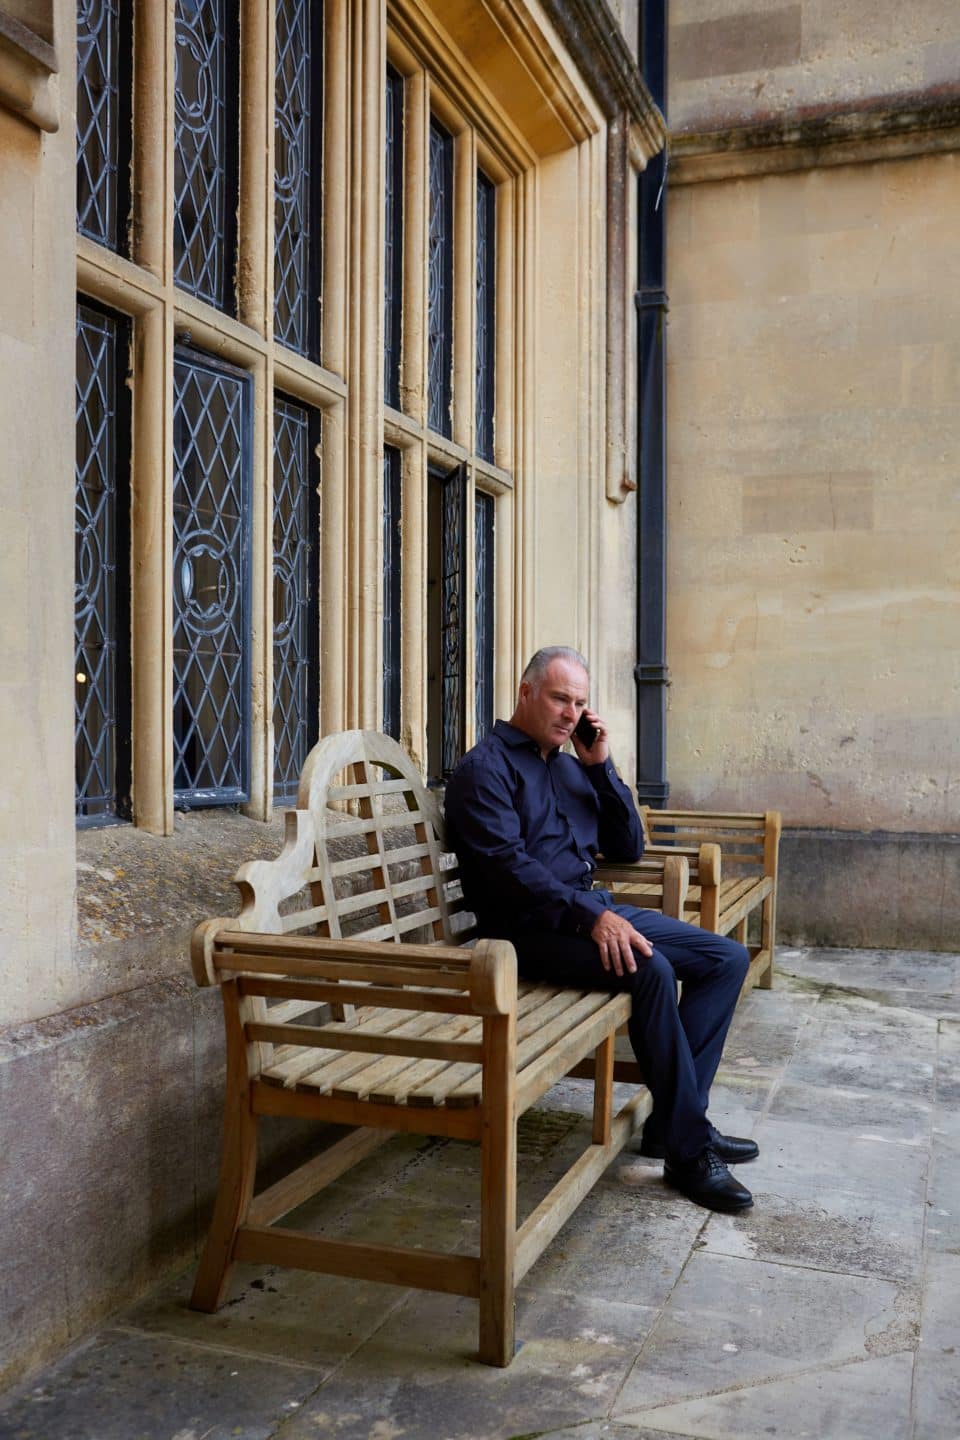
[641,807,780,879]
[230,730,475,946]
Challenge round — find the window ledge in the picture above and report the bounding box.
[0,11,59,133]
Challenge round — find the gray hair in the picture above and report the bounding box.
[520,646,589,688]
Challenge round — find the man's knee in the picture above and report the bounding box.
[627,949,678,1002]
[718,935,750,985]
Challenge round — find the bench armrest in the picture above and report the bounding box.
[192,923,518,1017]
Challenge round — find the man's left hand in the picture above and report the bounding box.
[571,709,610,765]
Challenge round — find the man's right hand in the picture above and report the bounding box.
[590,909,653,976]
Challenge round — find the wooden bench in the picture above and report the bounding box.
[596,806,781,992]
[189,729,691,1366]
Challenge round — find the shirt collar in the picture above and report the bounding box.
[493,719,540,751]
[492,718,558,758]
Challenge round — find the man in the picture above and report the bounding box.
[444,645,758,1213]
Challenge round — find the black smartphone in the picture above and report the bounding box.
[574,712,598,749]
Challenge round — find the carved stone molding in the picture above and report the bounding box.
[671,91,960,186]
[0,8,58,133]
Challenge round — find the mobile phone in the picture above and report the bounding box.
[574,712,598,749]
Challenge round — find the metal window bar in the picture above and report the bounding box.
[274,0,324,359]
[174,0,240,312]
[474,490,495,740]
[382,444,402,738]
[475,171,496,461]
[384,63,405,408]
[75,300,132,826]
[76,0,133,252]
[427,119,453,437]
[172,347,252,805]
[273,394,321,803]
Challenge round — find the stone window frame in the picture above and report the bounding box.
[381,19,524,768]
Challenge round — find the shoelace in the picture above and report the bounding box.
[698,1145,729,1179]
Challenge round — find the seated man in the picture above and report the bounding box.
[444,645,757,1213]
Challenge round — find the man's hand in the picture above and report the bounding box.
[590,909,653,975]
[571,709,610,765]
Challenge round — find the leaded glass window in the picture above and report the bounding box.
[427,464,466,779]
[427,119,453,437]
[382,445,402,738]
[174,0,240,311]
[275,0,324,358]
[172,349,251,804]
[475,171,496,461]
[76,0,132,251]
[273,395,320,802]
[475,491,495,740]
[384,65,404,408]
[75,301,132,825]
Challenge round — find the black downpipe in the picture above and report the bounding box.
[635,0,670,807]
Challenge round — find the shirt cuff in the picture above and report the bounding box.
[570,889,609,934]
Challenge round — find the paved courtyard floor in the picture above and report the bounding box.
[1,947,958,1440]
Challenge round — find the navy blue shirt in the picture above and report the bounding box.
[444,719,645,939]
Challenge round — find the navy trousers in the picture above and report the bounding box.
[511,900,749,1161]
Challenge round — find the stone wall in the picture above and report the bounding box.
[664,3,960,945]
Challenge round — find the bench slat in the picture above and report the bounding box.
[247,1020,483,1063]
[239,976,475,1015]
[363,984,561,1106]
[272,1007,455,1092]
[333,1013,482,1101]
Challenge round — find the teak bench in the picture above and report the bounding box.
[190,729,690,1366]
[596,806,781,992]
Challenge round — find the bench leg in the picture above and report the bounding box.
[759,892,776,990]
[592,1034,615,1146]
[191,986,258,1312]
[479,1012,517,1366]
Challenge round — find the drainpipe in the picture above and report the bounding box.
[635,0,670,807]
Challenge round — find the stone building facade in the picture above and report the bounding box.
[0,0,661,1387]
[0,0,956,1394]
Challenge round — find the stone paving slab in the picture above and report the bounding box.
[765,1077,932,1142]
[521,1166,709,1311]
[781,947,957,994]
[700,1183,925,1284]
[0,1327,319,1440]
[913,1252,960,1440]
[611,1249,916,1416]
[616,1351,915,1440]
[275,1289,659,1440]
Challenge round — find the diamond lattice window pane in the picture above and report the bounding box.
[77,0,130,250]
[174,0,239,311]
[173,350,251,804]
[275,0,322,358]
[75,303,130,823]
[273,395,320,802]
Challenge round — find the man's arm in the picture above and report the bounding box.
[572,709,645,862]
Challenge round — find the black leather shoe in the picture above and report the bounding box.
[710,1131,759,1164]
[664,1146,754,1213]
[640,1129,759,1164]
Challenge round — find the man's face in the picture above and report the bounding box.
[514,658,589,756]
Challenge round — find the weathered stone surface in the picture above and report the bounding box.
[618,1351,915,1439]
[277,1289,657,1440]
[0,1328,319,1440]
[612,1250,916,1414]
